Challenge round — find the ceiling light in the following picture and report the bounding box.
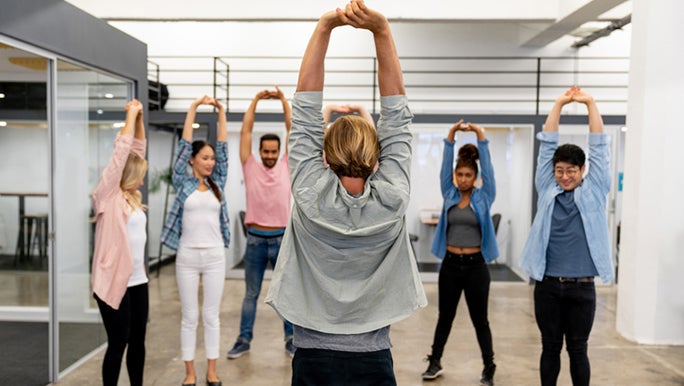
[104,93,114,99]
[0,121,7,127]
[621,126,628,132]
[97,109,103,115]
[192,123,200,129]
[112,122,125,128]
[0,93,5,99]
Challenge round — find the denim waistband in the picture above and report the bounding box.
[543,275,594,283]
[445,251,484,264]
[247,227,285,238]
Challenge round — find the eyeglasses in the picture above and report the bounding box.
[554,167,580,177]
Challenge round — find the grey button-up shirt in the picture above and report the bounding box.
[266,92,427,334]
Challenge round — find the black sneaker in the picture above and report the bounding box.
[421,355,444,380]
[480,363,496,386]
[226,338,250,359]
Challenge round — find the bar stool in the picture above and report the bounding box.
[16,214,48,268]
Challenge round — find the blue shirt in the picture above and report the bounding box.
[161,138,231,251]
[431,138,499,262]
[545,190,598,277]
[519,131,613,282]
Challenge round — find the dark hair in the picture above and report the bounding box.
[455,143,479,174]
[191,140,222,201]
[260,133,281,150]
[552,144,586,168]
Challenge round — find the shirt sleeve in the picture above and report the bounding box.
[172,138,193,190]
[92,133,134,214]
[586,133,611,195]
[373,95,414,195]
[535,131,559,193]
[288,92,326,190]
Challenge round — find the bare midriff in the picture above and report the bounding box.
[447,245,481,255]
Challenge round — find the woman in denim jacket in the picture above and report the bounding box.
[423,121,498,385]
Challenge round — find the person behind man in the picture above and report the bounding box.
[520,86,613,386]
[322,104,374,127]
[265,2,427,385]
[227,86,294,359]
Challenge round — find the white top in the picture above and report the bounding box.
[127,207,148,287]
[180,189,223,248]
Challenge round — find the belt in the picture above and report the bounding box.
[543,275,594,283]
[445,251,484,264]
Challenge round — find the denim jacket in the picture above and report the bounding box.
[431,138,499,262]
[519,131,613,282]
[161,138,230,251]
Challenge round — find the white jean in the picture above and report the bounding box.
[175,245,226,361]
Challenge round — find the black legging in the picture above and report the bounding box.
[95,283,149,386]
[430,253,494,365]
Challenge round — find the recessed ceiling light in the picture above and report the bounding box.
[0,121,7,127]
[104,93,114,99]
[97,109,104,115]
[0,93,5,99]
[621,126,628,132]
[192,123,200,129]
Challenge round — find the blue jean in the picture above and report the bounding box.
[534,278,596,386]
[292,348,396,386]
[238,233,293,341]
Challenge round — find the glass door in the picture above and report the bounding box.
[0,39,51,386]
[53,58,133,373]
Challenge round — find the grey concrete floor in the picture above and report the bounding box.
[53,263,684,385]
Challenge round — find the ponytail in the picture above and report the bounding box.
[206,177,222,202]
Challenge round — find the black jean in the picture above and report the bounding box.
[292,348,395,386]
[430,252,494,365]
[534,278,596,386]
[94,283,149,386]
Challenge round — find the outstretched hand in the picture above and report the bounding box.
[125,99,143,117]
[192,95,215,107]
[338,0,389,34]
[571,88,594,104]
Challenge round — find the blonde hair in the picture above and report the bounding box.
[323,115,380,180]
[120,154,148,211]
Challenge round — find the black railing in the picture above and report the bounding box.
[147,55,629,115]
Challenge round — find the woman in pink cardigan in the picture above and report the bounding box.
[91,98,149,386]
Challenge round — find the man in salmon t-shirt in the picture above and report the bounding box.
[227,86,295,359]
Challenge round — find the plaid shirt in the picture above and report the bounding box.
[161,138,230,251]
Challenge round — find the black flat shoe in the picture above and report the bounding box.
[182,383,195,386]
[207,381,222,386]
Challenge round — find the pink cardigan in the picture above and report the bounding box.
[91,134,146,309]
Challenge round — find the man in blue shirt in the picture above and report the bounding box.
[520,86,613,386]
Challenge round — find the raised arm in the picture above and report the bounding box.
[275,85,292,153]
[240,90,270,163]
[183,95,214,142]
[296,10,345,92]
[466,123,495,200]
[213,98,227,142]
[134,101,145,140]
[340,0,404,96]
[574,88,610,193]
[544,86,576,132]
[440,120,463,195]
[93,100,141,203]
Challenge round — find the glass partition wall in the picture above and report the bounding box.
[0,37,136,384]
[54,59,133,373]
